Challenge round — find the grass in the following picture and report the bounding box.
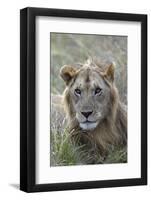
[50,33,127,166]
[105,146,127,164]
[50,127,127,166]
[50,128,88,166]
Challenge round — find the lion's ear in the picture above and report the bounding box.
[104,62,115,82]
[60,65,77,84]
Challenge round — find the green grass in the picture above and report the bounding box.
[105,146,127,164]
[50,128,90,166]
[50,127,127,166]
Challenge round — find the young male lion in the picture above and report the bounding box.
[60,58,127,161]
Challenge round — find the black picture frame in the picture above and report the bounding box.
[20,7,147,192]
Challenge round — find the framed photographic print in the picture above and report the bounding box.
[20,7,147,192]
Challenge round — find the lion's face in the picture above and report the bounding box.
[60,60,115,131]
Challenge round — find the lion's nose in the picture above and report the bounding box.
[81,111,93,118]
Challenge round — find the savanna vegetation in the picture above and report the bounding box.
[50,33,127,166]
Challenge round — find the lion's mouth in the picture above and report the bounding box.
[79,120,98,130]
[83,120,96,123]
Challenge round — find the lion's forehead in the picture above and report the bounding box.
[73,68,105,89]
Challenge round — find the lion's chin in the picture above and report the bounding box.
[79,121,98,131]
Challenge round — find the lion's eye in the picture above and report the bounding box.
[74,88,81,96]
[95,87,102,96]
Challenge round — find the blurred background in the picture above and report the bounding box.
[50,33,127,104]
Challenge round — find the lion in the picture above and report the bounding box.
[59,58,127,161]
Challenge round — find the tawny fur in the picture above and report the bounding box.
[60,59,127,156]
